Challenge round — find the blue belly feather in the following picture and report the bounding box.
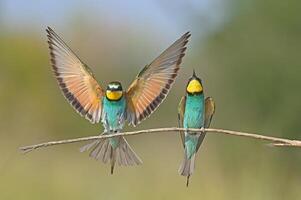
[102,96,126,148]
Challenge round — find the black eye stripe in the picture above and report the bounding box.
[107,83,122,91]
[107,87,122,91]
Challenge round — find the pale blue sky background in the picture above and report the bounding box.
[1,0,230,40]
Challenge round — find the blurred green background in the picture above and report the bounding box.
[1,0,301,199]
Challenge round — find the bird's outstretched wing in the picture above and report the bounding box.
[196,97,215,151]
[126,32,191,126]
[178,96,186,147]
[47,27,104,124]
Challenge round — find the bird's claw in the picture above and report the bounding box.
[200,127,205,134]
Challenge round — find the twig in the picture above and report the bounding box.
[19,127,301,153]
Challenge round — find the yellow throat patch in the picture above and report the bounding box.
[106,90,123,100]
[186,79,203,93]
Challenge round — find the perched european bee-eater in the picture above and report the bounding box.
[46,27,190,174]
[178,70,215,186]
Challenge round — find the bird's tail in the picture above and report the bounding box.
[80,136,142,174]
[178,150,196,187]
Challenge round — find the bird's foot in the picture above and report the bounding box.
[200,127,205,134]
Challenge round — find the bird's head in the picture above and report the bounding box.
[106,81,123,101]
[186,70,203,95]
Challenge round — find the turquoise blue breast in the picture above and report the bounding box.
[102,96,126,131]
[183,93,205,129]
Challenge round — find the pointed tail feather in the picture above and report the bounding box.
[110,146,115,174]
[179,151,196,186]
[114,137,143,166]
[80,136,142,173]
[186,175,190,187]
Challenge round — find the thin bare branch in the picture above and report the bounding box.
[19,127,301,153]
[270,143,301,147]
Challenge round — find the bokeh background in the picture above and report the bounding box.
[1,0,301,199]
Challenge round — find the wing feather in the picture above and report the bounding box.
[47,27,104,124]
[178,96,186,147]
[126,32,191,126]
[196,97,216,151]
[204,97,215,128]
